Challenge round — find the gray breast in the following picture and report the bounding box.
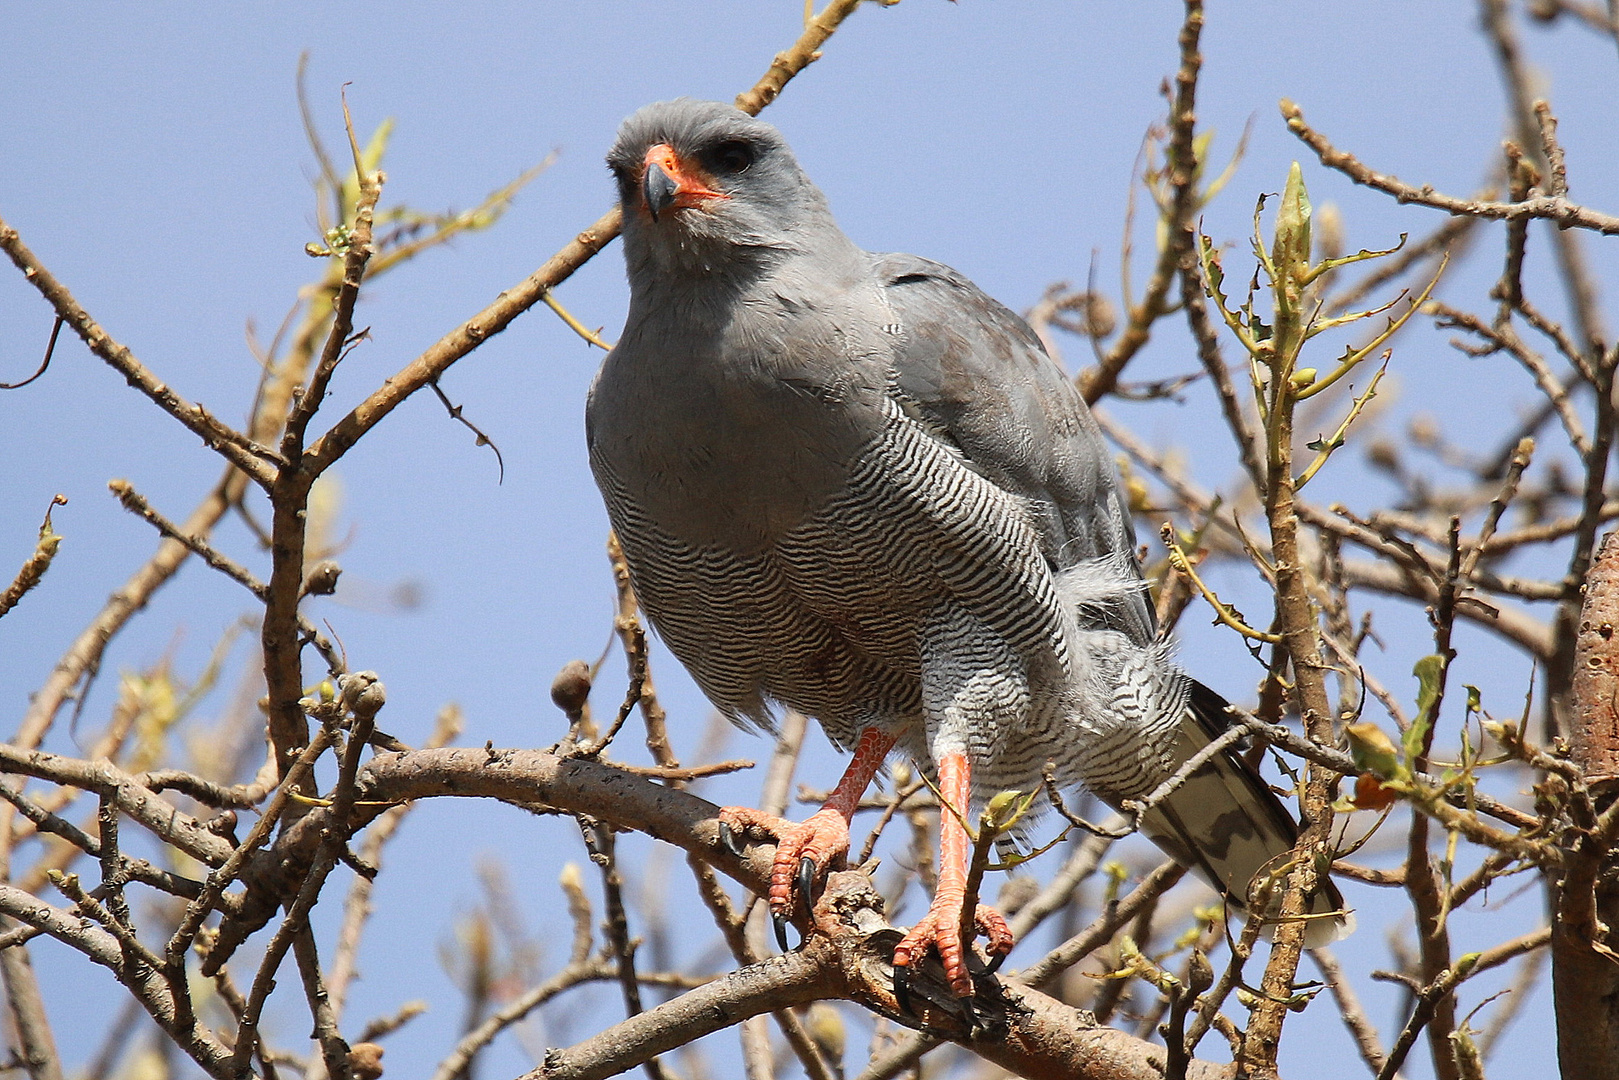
[594,395,1078,759]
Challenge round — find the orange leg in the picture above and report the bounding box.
[891,750,1014,1003]
[718,727,896,945]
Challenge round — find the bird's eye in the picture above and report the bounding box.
[711,139,754,174]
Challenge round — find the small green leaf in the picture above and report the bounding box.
[360,118,395,174]
[982,788,1032,834]
[1203,241,1227,295]
[1191,130,1216,180]
[1102,860,1128,904]
[1405,653,1447,760]
[323,222,354,257]
[1413,654,1445,718]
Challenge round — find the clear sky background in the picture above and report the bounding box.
[3,3,1617,1078]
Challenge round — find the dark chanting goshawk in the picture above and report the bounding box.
[586,98,1348,1005]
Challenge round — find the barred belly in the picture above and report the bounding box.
[597,398,1078,767]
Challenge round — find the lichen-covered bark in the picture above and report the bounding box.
[1569,531,1619,784]
[1556,530,1619,1080]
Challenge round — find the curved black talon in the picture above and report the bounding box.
[892,962,912,1015]
[718,821,744,857]
[957,993,979,1036]
[773,910,792,953]
[797,856,817,913]
[983,950,1006,976]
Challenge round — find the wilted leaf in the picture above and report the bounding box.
[1350,772,1398,810]
[1346,721,1400,778]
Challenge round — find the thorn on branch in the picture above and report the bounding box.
[427,377,505,483]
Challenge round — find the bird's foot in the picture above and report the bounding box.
[891,893,1013,1012]
[717,805,851,950]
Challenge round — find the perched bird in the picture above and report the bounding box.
[587,99,1347,1005]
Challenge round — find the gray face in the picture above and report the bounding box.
[607,99,832,265]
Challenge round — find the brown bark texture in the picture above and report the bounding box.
[1570,531,1619,783]
[1555,530,1619,1080]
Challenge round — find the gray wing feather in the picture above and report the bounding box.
[873,254,1348,943]
[871,252,1154,645]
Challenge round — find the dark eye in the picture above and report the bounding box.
[711,139,754,174]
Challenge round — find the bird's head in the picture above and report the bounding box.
[607,99,839,276]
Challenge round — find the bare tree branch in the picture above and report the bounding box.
[1282,100,1619,235]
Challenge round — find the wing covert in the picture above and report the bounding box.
[871,252,1154,643]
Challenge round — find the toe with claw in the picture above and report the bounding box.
[892,959,913,1015]
[716,805,853,950]
[891,895,1014,1005]
[717,820,745,858]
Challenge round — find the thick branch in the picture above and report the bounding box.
[529,949,825,1080]
[1570,531,1619,781]
[224,750,1230,1079]
[0,746,234,868]
[1555,530,1619,1080]
[9,476,242,769]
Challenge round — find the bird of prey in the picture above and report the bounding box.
[586,98,1347,1005]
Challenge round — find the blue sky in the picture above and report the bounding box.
[3,3,1616,1077]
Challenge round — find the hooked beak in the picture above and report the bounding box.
[641,144,727,222]
[643,160,679,222]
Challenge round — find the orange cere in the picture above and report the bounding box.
[643,143,729,209]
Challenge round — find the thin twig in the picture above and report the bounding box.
[1430,304,1590,455]
[427,378,506,482]
[1014,859,1187,988]
[292,928,352,1080]
[0,314,62,390]
[1376,927,1551,1080]
[0,222,282,484]
[303,0,867,477]
[0,495,67,621]
[578,817,669,1080]
[1325,215,1478,318]
[106,479,343,672]
[229,674,384,1076]
[1313,946,1389,1076]
[328,706,464,1022]
[429,960,614,1080]
[607,533,678,771]
[1282,101,1619,235]
[1082,0,1208,403]
[1044,723,1250,841]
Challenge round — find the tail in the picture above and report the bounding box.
[1135,681,1352,948]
